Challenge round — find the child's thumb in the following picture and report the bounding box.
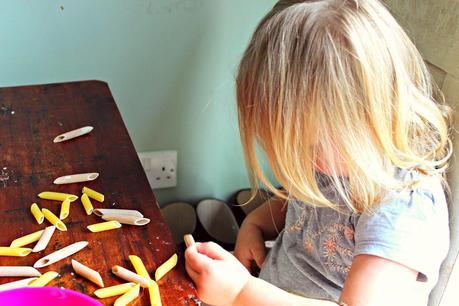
[185,243,212,272]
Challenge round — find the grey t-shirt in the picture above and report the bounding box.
[259,172,450,304]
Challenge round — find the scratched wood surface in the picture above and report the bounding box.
[0,81,198,305]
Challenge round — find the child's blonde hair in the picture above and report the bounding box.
[236,0,452,213]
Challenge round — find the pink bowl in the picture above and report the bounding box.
[0,287,102,306]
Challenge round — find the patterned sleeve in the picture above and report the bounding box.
[354,179,449,284]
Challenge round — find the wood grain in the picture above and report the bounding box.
[0,81,198,305]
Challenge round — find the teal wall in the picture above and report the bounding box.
[0,0,276,205]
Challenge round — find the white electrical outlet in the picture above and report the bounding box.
[138,150,177,189]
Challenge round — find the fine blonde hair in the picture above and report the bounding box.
[236,0,452,213]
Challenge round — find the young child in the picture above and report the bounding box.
[185,0,452,305]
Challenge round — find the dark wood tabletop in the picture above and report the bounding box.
[0,80,199,305]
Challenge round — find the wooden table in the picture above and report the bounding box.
[0,81,199,305]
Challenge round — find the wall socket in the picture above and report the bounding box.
[138,150,177,189]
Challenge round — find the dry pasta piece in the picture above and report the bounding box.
[102,214,150,226]
[38,191,78,202]
[183,234,195,248]
[53,126,93,143]
[114,284,140,306]
[81,193,94,215]
[10,229,44,248]
[148,280,162,306]
[32,226,56,253]
[34,241,88,268]
[94,282,136,299]
[112,265,150,288]
[42,208,67,231]
[129,255,151,280]
[155,254,178,281]
[59,198,71,220]
[0,247,32,257]
[82,186,104,202]
[0,277,37,292]
[30,203,44,224]
[94,209,143,218]
[0,266,41,277]
[72,259,104,287]
[87,221,122,233]
[28,271,59,287]
[54,173,99,184]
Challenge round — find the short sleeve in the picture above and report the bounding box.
[354,177,449,284]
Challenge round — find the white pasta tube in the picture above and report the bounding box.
[155,254,178,281]
[71,259,104,287]
[30,203,44,224]
[93,209,143,218]
[183,234,195,248]
[53,126,93,143]
[87,221,122,233]
[42,208,67,231]
[10,229,44,248]
[0,266,41,277]
[94,282,136,298]
[101,214,150,226]
[0,277,37,292]
[59,198,71,220]
[112,265,150,288]
[114,284,140,306]
[33,241,88,268]
[0,247,32,257]
[54,173,99,185]
[81,193,94,215]
[38,191,78,202]
[28,271,59,287]
[82,186,104,202]
[32,226,56,253]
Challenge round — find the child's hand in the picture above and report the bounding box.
[185,241,251,306]
[234,220,266,272]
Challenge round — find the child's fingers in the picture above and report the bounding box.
[196,241,232,260]
[185,244,213,273]
[185,260,200,282]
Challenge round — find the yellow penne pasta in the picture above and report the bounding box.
[87,221,122,233]
[129,255,151,280]
[114,284,140,306]
[82,186,104,202]
[10,230,44,248]
[30,203,44,224]
[42,208,67,231]
[81,193,94,215]
[0,247,32,257]
[38,191,78,202]
[94,283,136,298]
[155,254,178,281]
[28,271,59,287]
[60,198,71,220]
[148,280,162,306]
